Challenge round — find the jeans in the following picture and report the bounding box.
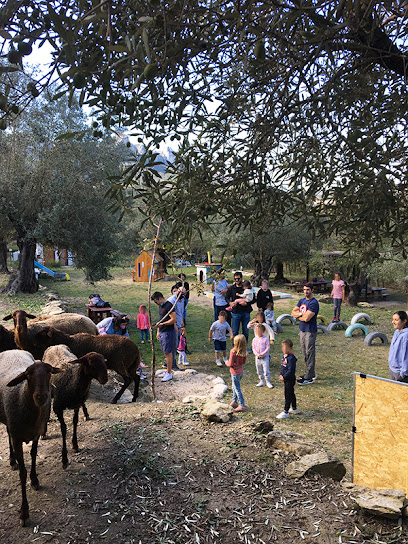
[184,299,188,321]
[333,298,342,319]
[299,331,317,381]
[231,372,245,407]
[177,350,186,365]
[255,356,270,382]
[232,312,251,341]
[284,377,297,412]
[140,329,149,342]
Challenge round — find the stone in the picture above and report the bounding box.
[184,369,197,375]
[343,484,406,519]
[210,383,228,400]
[285,451,346,481]
[212,377,226,385]
[201,399,233,423]
[205,375,216,381]
[253,421,275,434]
[266,430,323,456]
[155,369,166,377]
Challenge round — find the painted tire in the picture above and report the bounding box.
[317,315,328,325]
[327,321,348,332]
[345,323,369,337]
[317,324,329,334]
[275,322,284,334]
[364,331,389,346]
[351,312,373,325]
[276,314,296,325]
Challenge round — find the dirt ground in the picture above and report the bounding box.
[0,372,407,544]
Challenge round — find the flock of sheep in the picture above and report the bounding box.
[0,310,142,527]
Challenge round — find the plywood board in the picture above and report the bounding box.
[353,373,408,493]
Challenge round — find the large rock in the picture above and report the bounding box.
[266,430,323,456]
[285,451,346,481]
[343,483,406,519]
[212,377,226,385]
[201,399,233,423]
[210,383,228,400]
[253,421,275,434]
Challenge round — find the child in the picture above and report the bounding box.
[97,315,130,337]
[177,326,189,366]
[137,304,150,343]
[256,280,274,310]
[209,310,233,367]
[225,334,247,412]
[276,339,300,419]
[248,311,275,346]
[331,272,346,322]
[252,323,273,388]
[264,301,277,333]
[226,280,253,311]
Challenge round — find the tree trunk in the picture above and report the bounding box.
[251,254,273,286]
[0,239,38,294]
[275,261,285,282]
[0,240,9,273]
[347,270,365,306]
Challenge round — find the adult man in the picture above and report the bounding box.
[211,270,231,323]
[151,291,177,382]
[291,284,319,385]
[226,271,252,344]
[168,284,186,371]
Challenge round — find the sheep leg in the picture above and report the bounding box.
[7,429,18,470]
[82,403,90,421]
[29,438,40,490]
[111,376,132,404]
[72,409,79,453]
[55,409,69,469]
[42,421,48,440]
[132,373,141,402]
[11,437,29,526]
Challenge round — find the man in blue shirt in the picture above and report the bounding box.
[291,284,319,385]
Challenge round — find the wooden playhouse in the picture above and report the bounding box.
[132,251,165,282]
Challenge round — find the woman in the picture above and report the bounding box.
[388,311,408,382]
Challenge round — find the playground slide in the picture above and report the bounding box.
[34,261,70,281]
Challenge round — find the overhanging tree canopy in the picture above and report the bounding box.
[1,1,408,252]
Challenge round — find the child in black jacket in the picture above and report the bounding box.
[276,339,300,419]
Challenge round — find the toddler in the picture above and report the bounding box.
[137,304,150,343]
[276,339,300,419]
[177,326,189,366]
[264,301,277,333]
[226,280,253,311]
[252,323,273,388]
[225,334,247,412]
[209,310,233,366]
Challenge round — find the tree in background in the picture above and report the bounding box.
[0,89,129,293]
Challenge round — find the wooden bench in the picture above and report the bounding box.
[86,305,112,324]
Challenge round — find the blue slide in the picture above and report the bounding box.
[34,261,70,280]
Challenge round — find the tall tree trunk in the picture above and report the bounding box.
[0,239,38,294]
[0,240,9,273]
[275,261,285,282]
[251,254,273,286]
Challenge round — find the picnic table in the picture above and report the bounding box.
[362,287,390,300]
[284,281,330,293]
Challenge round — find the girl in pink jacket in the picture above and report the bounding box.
[137,304,150,343]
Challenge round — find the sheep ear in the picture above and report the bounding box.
[26,313,36,319]
[50,366,64,374]
[3,314,12,321]
[7,371,28,387]
[66,358,80,365]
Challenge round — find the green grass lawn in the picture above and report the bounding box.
[0,266,401,473]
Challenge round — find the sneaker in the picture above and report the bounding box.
[141,340,145,344]
[172,365,184,371]
[182,361,190,365]
[289,408,301,414]
[230,401,238,409]
[256,381,265,387]
[161,372,173,382]
[216,360,222,367]
[223,357,229,363]
[331,317,336,323]
[276,411,289,419]
[225,306,232,312]
[297,377,314,385]
[234,405,247,412]
[266,381,274,389]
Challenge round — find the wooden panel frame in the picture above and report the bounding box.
[353,372,408,493]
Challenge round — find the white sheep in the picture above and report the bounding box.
[29,313,98,335]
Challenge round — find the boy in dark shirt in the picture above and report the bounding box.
[276,339,300,419]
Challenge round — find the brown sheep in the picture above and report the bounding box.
[0,350,63,526]
[0,323,17,351]
[30,327,141,404]
[42,346,108,468]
